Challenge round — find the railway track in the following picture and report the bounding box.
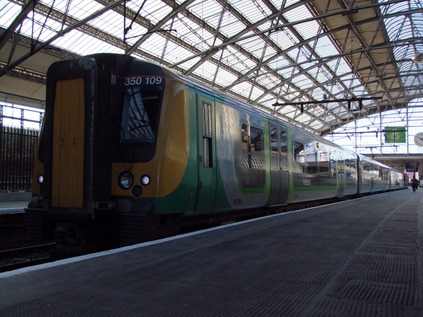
[0,212,29,250]
[0,242,56,273]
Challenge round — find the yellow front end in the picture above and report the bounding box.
[111,76,190,200]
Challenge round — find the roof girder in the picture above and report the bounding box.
[0,0,421,136]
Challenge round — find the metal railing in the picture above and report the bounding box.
[0,104,42,191]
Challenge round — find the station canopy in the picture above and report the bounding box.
[0,0,422,136]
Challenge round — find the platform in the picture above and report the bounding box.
[1,189,423,316]
[0,192,29,214]
[0,201,27,214]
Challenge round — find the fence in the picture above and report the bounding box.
[0,104,42,191]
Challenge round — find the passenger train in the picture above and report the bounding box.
[25,54,407,252]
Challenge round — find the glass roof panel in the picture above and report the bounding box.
[38,0,103,22]
[286,47,309,64]
[315,36,343,59]
[129,0,172,23]
[141,33,170,57]
[213,68,239,87]
[230,0,272,23]
[188,0,221,23]
[88,10,126,39]
[283,2,313,23]
[0,1,21,27]
[0,0,421,140]
[231,82,253,97]
[66,0,103,19]
[256,20,273,33]
[291,74,314,89]
[192,60,217,81]
[218,14,250,38]
[256,73,278,88]
[52,29,123,55]
[20,11,59,41]
[268,55,291,71]
[123,25,149,47]
[174,56,202,70]
[269,0,301,9]
[380,0,423,96]
[238,38,271,59]
[161,42,193,65]
[293,20,321,41]
[248,86,266,101]
[220,47,257,73]
[174,17,220,51]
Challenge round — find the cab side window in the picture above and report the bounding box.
[202,102,213,168]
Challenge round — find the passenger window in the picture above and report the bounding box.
[305,143,317,174]
[345,159,356,180]
[318,147,329,174]
[270,127,278,170]
[338,160,345,178]
[280,129,288,172]
[242,124,263,169]
[293,141,305,172]
[293,141,318,174]
[329,153,336,176]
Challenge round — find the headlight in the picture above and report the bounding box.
[141,175,150,186]
[118,171,134,189]
[37,175,44,184]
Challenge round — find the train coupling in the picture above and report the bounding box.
[55,223,81,246]
[94,201,116,210]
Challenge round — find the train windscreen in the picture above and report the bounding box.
[120,86,162,146]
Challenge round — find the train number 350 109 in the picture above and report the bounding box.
[124,76,163,86]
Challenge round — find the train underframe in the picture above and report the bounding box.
[25,200,183,255]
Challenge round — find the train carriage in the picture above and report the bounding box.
[25,54,406,251]
[390,169,406,189]
[357,155,392,193]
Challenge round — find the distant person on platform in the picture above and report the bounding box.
[411,177,419,192]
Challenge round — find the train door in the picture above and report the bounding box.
[51,78,85,208]
[194,94,217,211]
[268,124,280,205]
[278,126,290,203]
[337,156,346,196]
[268,124,289,205]
[47,58,111,211]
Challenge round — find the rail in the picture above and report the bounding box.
[0,242,56,273]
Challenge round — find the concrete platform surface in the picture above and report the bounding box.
[0,192,29,214]
[0,191,31,202]
[0,201,27,213]
[1,189,422,316]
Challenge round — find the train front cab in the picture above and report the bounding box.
[26,54,232,250]
[26,56,123,251]
[25,55,190,250]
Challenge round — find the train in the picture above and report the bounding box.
[25,53,407,252]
